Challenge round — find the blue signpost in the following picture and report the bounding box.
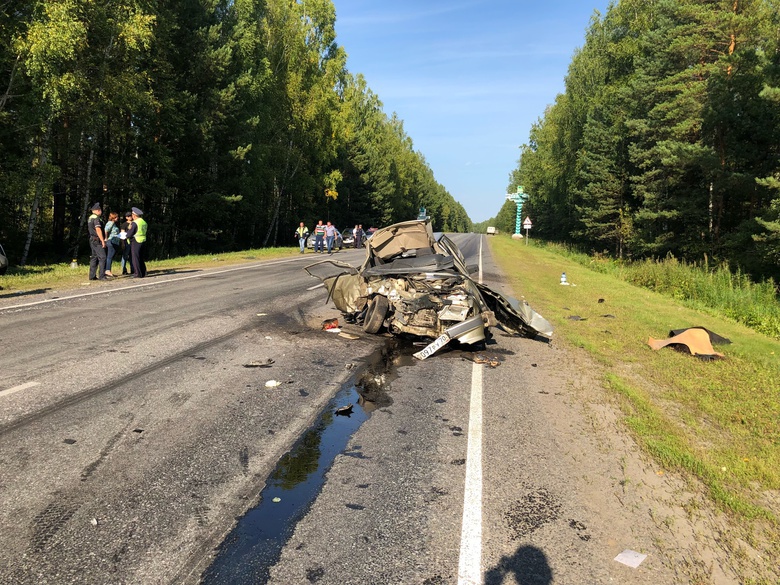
[506,186,527,239]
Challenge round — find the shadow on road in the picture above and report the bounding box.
[0,288,50,299]
[484,545,553,585]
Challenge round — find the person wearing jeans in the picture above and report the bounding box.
[295,222,309,253]
[325,221,336,254]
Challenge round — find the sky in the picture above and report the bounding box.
[331,0,612,224]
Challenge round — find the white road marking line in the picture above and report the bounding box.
[0,256,314,312]
[458,363,483,585]
[0,381,41,398]
[478,236,483,284]
[307,283,325,291]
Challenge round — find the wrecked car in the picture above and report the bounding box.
[305,220,552,358]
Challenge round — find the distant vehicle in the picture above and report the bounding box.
[340,228,355,248]
[486,226,498,235]
[0,243,8,275]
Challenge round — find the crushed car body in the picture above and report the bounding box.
[304,219,552,358]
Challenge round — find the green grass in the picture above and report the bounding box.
[0,247,300,294]
[488,236,780,579]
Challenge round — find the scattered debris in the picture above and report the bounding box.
[601,314,616,318]
[256,313,267,317]
[339,332,360,340]
[63,439,77,445]
[566,315,586,321]
[90,518,98,526]
[614,549,647,568]
[243,359,275,368]
[325,327,342,333]
[471,354,501,367]
[669,326,731,345]
[272,497,281,503]
[322,318,339,330]
[335,403,354,416]
[648,327,726,360]
[265,380,282,388]
[597,298,605,303]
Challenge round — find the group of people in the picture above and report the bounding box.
[87,203,148,281]
[294,221,368,254]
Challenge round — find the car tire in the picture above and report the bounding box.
[363,295,389,334]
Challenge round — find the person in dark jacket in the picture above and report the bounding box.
[87,202,108,281]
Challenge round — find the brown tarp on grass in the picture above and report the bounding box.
[648,327,726,360]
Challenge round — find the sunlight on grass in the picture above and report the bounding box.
[488,235,780,530]
[0,247,299,294]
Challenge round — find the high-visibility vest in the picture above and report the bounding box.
[134,217,148,243]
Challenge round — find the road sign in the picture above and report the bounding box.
[523,217,532,229]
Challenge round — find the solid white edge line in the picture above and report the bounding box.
[458,363,483,585]
[0,381,40,398]
[0,255,318,312]
[478,235,483,284]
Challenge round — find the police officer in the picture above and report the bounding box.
[87,202,108,280]
[125,206,148,278]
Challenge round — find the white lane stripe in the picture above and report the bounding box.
[478,236,483,284]
[0,255,319,312]
[0,381,41,398]
[458,363,483,584]
[307,283,325,291]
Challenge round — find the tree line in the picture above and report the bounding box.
[507,0,780,282]
[0,0,471,266]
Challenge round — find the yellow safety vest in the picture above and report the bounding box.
[134,217,148,243]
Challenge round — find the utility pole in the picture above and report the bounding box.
[505,186,527,241]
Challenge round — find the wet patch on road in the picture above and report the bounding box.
[200,338,413,584]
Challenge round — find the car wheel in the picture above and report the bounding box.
[363,295,389,334]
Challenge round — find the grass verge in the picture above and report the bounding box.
[0,247,300,295]
[488,235,780,581]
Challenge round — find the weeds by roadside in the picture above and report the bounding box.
[542,242,780,340]
[0,247,299,294]
[488,235,780,585]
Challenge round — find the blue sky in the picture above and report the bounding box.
[332,0,612,224]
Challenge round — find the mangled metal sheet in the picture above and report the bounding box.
[305,219,553,355]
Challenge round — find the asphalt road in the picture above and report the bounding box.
[0,237,682,585]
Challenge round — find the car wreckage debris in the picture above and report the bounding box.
[647,327,727,360]
[304,219,553,359]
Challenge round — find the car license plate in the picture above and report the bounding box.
[413,333,451,360]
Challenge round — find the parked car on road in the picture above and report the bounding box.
[304,219,552,358]
[306,229,343,251]
[0,243,8,275]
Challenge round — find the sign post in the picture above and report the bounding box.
[505,186,527,241]
[522,216,532,244]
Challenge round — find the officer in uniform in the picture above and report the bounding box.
[87,202,108,280]
[126,206,148,278]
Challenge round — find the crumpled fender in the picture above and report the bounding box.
[476,283,553,339]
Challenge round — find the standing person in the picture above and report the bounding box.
[324,221,337,254]
[295,222,309,253]
[125,207,148,278]
[354,224,364,248]
[313,220,326,253]
[87,202,108,281]
[119,211,133,275]
[104,212,121,277]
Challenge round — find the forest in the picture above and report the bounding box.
[503,0,780,282]
[0,0,471,266]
